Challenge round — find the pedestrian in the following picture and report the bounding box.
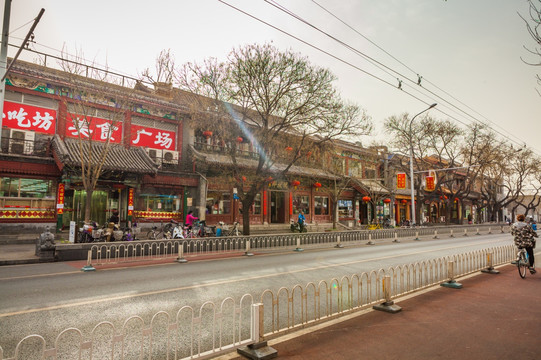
[511,214,538,274]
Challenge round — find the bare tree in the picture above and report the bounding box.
[176,44,372,234]
[520,0,541,94]
[58,48,134,223]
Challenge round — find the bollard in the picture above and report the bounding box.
[244,239,254,256]
[441,261,462,289]
[335,235,344,248]
[393,232,400,243]
[476,227,480,235]
[294,237,304,252]
[237,303,278,359]
[176,245,188,263]
[450,229,454,238]
[463,228,468,236]
[481,251,500,274]
[433,229,438,239]
[488,227,492,234]
[373,275,402,313]
[414,230,420,241]
[500,226,505,234]
[367,233,375,245]
[81,250,96,272]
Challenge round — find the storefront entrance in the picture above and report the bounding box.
[63,189,110,227]
[270,191,286,223]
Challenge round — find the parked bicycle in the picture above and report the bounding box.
[146,221,171,240]
[517,246,530,279]
[222,221,243,236]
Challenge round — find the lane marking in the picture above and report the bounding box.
[0,237,509,318]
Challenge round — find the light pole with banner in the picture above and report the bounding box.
[409,103,437,225]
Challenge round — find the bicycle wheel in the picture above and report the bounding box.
[518,251,528,279]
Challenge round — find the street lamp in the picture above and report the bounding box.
[409,103,437,225]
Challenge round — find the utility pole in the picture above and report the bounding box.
[0,0,12,151]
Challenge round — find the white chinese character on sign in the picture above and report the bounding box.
[154,132,172,149]
[4,107,30,128]
[132,128,152,144]
[32,112,54,131]
[68,117,92,138]
[96,122,119,141]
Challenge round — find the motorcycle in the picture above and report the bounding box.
[193,220,216,237]
[78,221,104,243]
[104,222,124,241]
[165,219,184,239]
[290,219,307,233]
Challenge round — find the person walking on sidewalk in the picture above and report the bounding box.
[511,214,538,274]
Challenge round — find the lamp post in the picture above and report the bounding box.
[409,103,437,225]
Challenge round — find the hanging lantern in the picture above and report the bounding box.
[267,176,274,187]
[285,146,293,152]
[306,151,312,157]
[454,197,459,202]
[383,198,391,204]
[242,176,247,182]
[401,199,408,204]
[291,180,300,189]
[313,182,322,191]
[236,137,243,143]
[362,196,371,202]
[202,130,213,138]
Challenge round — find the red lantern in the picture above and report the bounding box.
[401,199,408,204]
[306,151,312,157]
[291,180,300,189]
[362,196,371,202]
[383,198,391,203]
[202,131,213,138]
[313,182,322,191]
[454,197,459,202]
[242,176,247,182]
[285,146,293,152]
[236,137,243,143]
[267,176,274,187]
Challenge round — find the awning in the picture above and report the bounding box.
[190,145,338,180]
[52,135,158,174]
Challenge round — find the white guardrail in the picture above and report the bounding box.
[78,224,508,267]
[0,240,514,359]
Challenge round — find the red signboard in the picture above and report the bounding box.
[56,183,65,214]
[65,114,123,143]
[425,176,435,191]
[130,124,176,150]
[3,101,57,134]
[396,173,407,190]
[127,188,134,216]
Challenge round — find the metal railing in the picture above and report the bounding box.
[0,244,515,359]
[77,224,509,266]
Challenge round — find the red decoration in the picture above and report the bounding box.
[242,176,247,182]
[306,151,312,157]
[383,198,391,203]
[236,137,243,143]
[291,180,300,189]
[401,199,408,204]
[396,173,407,190]
[313,182,322,191]
[203,131,213,138]
[285,146,293,152]
[454,197,459,202]
[267,176,274,187]
[362,196,371,202]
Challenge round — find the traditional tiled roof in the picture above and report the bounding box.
[52,135,157,174]
[190,145,338,180]
[350,178,390,194]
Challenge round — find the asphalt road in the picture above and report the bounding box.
[0,233,512,358]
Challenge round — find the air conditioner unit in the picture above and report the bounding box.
[146,148,163,164]
[162,150,179,164]
[9,129,35,155]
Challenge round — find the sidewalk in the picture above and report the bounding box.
[224,264,541,360]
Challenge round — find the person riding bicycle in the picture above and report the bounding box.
[185,210,198,229]
[298,210,306,231]
[511,214,538,274]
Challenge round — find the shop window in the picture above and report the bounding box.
[138,194,179,212]
[314,196,329,215]
[292,195,310,214]
[206,191,231,215]
[0,177,55,210]
[238,193,262,215]
[338,199,353,218]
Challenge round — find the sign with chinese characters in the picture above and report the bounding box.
[396,173,407,189]
[127,188,134,216]
[56,183,65,214]
[425,176,435,191]
[130,124,176,150]
[3,101,56,134]
[65,114,122,143]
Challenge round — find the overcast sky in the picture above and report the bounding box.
[6,0,541,153]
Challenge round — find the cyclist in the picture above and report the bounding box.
[185,210,198,229]
[298,210,306,231]
[511,214,538,274]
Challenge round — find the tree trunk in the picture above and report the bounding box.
[332,200,338,230]
[85,188,93,223]
[242,206,251,236]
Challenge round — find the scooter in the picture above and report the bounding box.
[290,219,307,233]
